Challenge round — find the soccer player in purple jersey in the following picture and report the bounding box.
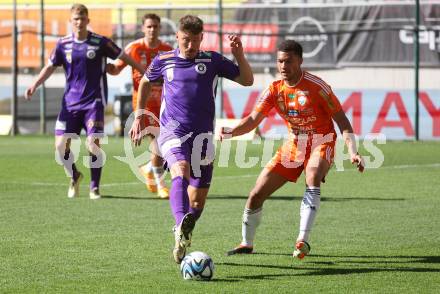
[25,4,144,200]
[129,15,254,263]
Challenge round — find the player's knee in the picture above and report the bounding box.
[170,161,190,178]
[305,172,323,187]
[86,139,101,156]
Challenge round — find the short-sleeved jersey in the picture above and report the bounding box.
[255,71,342,136]
[145,49,240,134]
[50,31,122,111]
[114,39,173,109]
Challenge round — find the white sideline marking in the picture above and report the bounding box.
[2,163,440,188]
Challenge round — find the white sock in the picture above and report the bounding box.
[152,165,165,189]
[297,186,321,243]
[241,207,262,247]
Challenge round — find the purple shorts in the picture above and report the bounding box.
[159,132,214,188]
[55,106,104,137]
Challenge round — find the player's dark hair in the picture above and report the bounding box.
[278,40,303,58]
[142,13,161,25]
[71,3,88,16]
[178,15,203,35]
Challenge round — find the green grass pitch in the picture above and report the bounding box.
[1,136,439,293]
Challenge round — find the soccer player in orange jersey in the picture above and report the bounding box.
[222,40,364,259]
[107,13,173,199]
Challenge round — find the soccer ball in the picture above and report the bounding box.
[180,251,214,281]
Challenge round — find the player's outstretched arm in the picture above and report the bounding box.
[333,110,365,172]
[221,110,265,140]
[119,52,144,75]
[25,64,57,100]
[129,76,152,146]
[228,34,254,86]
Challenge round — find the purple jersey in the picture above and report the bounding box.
[50,31,122,111]
[145,49,240,134]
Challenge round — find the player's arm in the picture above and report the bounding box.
[118,52,144,75]
[332,110,364,172]
[228,35,254,86]
[221,110,265,140]
[25,64,57,100]
[129,76,153,146]
[106,60,126,75]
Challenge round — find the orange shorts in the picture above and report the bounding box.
[266,134,336,182]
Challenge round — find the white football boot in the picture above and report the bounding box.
[67,172,83,198]
[173,213,196,264]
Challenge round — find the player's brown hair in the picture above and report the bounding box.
[278,40,303,58]
[71,3,88,16]
[142,13,161,25]
[178,15,203,35]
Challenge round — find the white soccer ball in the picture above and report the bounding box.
[180,251,214,281]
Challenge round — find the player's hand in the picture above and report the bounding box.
[106,63,117,75]
[219,127,233,141]
[129,116,145,147]
[351,152,365,173]
[24,86,35,100]
[228,34,244,57]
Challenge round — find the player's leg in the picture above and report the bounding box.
[86,136,103,200]
[294,143,333,259]
[55,108,83,198]
[227,168,288,255]
[187,159,213,221]
[150,137,169,199]
[169,159,194,263]
[84,105,105,200]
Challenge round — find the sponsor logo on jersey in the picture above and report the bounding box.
[195,63,207,74]
[195,58,212,63]
[90,37,101,45]
[86,50,96,59]
[288,109,299,117]
[288,93,296,99]
[297,90,309,96]
[288,101,296,108]
[301,108,314,115]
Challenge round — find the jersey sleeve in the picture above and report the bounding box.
[114,42,135,68]
[102,37,123,60]
[318,83,342,116]
[49,40,64,66]
[215,52,240,81]
[254,85,275,116]
[144,55,162,82]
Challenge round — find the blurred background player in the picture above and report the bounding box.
[107,13,173,199]
[222,40,364,259]
[25,3,144,200]
[130,15,253,263]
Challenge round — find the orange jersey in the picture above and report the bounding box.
[114,39,173,110]
[255,71,342,136]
